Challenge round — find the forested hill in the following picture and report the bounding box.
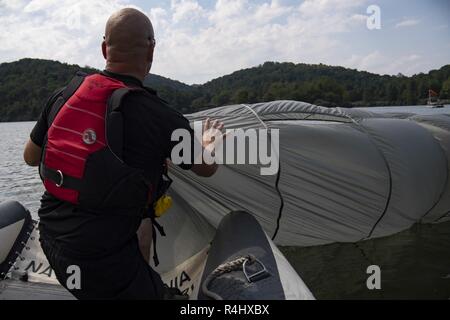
[195,62,450,109]
[1,58,449,122]
[0,58,193,121]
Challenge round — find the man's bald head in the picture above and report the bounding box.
[102,8,155,80]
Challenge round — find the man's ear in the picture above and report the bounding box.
[147,45,154,65]
[102,41,107,60]
[146,45,154,73]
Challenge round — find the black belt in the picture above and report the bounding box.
[41,165,83,190]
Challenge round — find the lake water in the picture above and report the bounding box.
[0,121,43,214]
[1,105,450,299]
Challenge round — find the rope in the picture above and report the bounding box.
[201,255,256,300]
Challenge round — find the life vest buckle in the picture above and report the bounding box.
[55,170,64,188]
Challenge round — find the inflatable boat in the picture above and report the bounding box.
[0,200,314,300]
[1,100,449,299]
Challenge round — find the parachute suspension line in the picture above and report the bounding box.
[240,104,268,130]
[240,104,283,240]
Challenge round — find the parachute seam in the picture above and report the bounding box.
[337,113,394,240]
[412,119,450,222]
[240,104,283,241]
[435,210,450,222]
[366,166,393,238]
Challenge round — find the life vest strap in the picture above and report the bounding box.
[105,87,135,159]
[47,72,87,127]
[40,164,83,190]
[150,216,166,267]
[108,87,134,112]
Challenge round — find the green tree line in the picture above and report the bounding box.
[1,59,449,121]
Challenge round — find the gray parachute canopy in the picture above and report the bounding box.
[166,100,450,247]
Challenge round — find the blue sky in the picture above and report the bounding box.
[0,0,449,84]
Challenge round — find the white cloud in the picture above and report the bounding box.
[395,18,420,28]
[1,0,445,84]
[0,0,372,83]
[150,0,368,83]
[210,0,247,21]
[0,0,27,10]
[299,0,365,15]
[149,7,169,31]
[171,0,205,23]
[344,51,424,76]
[0,0,135,68]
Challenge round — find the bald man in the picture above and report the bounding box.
[23,8,221,300]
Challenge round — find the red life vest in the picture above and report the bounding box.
[39,72,152,214]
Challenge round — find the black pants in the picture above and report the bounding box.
[39,235,165,300]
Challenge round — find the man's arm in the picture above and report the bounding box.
[161,98,225,177]
[137,218,153,263]
[23,87,63,167]
[24,107,48,167]
[23,139,42,167]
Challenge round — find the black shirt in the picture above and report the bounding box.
[31,71,195,255]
